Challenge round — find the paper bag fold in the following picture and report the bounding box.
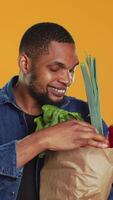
[40,147,113,200]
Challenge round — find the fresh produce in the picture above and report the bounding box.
[34,105,83,157]
[35,105,82,131]
[80,55,103,135]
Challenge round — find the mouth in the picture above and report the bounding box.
[48,86,66,97]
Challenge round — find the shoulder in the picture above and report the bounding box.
[0,76,18,104]
[0,87,6,102]
[63,96,109,134]
[66,96,88,107]
[62,96,89,120]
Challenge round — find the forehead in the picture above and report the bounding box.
[35,41,79,68]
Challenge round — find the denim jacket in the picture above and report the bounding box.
[0,76,111,200]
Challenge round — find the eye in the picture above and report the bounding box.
[49,65,60,72]
[69,69,75,75]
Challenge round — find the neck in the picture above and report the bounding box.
[13,82,42,116]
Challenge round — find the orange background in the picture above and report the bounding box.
[0,0,113,125]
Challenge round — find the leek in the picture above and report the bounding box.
[80,55,103,134]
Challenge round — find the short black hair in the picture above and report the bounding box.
[19,22,75,60]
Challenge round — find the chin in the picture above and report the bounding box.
[30,89,65,106]
[51,97,63,102]
[40,96,64,106]
[48,94,64,101]
[46,96,65,106]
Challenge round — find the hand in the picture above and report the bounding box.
[39,119,109,151]
[16,119,109,168]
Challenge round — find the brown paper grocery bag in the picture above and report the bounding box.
[40,147,113,200]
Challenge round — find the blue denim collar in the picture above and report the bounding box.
[0,76,70,109]
[0,76,18,105]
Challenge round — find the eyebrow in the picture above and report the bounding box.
[47,60,79,70]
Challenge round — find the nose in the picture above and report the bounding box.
[58,70,73,86]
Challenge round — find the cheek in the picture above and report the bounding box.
[38,70,56,84]
[34,71,55,90]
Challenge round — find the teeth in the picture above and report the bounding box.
[53,88,65,94]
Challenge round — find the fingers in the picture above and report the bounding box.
[70,119,108,144]
[92,133,108,143]
[75,138,109,148]
[73,126,108,142]
[80,131,108,142]
[87,139,109,148]
[75,131,109,148]
[71,119,96,128]
[73,138,109,148]
[51,119,109,149]
[69,119,100,134]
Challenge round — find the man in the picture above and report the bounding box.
[0,22,110,200]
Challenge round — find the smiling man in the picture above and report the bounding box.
[0,22,110,200]
[16,41,79,107]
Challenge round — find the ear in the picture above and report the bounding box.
[18,54,31,74]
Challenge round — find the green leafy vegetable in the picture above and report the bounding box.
[35,105,82,131]
[34,105,83,158]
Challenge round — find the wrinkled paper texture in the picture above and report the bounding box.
[40,147,113,200]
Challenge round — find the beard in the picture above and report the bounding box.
[28,71,65,107]
[29,89,65,107]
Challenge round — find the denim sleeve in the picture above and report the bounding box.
[0,140,23,178]
[102,119,109,136]
[108,186,113,200]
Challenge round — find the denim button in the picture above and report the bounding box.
[10,191,15,196]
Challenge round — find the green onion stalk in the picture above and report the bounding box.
[80,55,103,135]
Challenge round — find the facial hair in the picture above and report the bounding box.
[28,70,65,107]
